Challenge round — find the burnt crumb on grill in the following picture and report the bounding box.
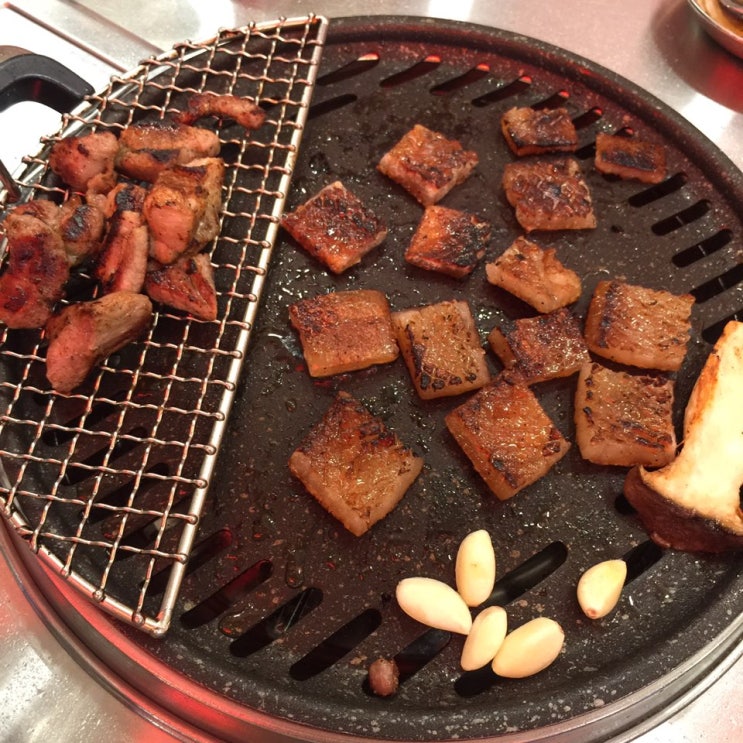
[404,205,491,279]
[501,107,579,157]
[281,181,388,274]
[377,124,479,206]
[367,657,400,697]
[594,132,667,184]
[175,92,266,131]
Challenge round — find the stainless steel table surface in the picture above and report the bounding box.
[0,1,741,741]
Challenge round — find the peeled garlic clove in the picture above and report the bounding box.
[577,559,627,619]
[456,529,496,607]
[396,577,472,634]
[460,605,508,671]
[491,617,564,678]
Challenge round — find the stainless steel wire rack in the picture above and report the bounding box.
[0,15,328,636]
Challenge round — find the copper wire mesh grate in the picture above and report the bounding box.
[0,15,328,636]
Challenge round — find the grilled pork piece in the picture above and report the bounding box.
[48,130,118,192]
[144,253,218,321]
[502,158,596,232]
[594,132,666,184]
[289,391,423,536]
[103,181,147,219]
[445,373,570,500]
[45,291,153,393]
[488,308,589,384]
[96,215,149,294]
[281,181,387,274]
[289,289,399,377]
[0,212,70,328]
[404,205,491,279]
[115,122,221,182]
[143,157,225,265]
[378,124,479,206]
[176,92,266,131]
[501,107,578,157]
[575,362,676,468]
[391,299,490,400]
[584,280,694,371]
[485,236,581,313]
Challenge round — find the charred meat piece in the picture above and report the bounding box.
[281,181,387,274]
[485,236,581,313]
[404,205,491,279]
[58,197,106,266]
[115,122,221,182]
[0,211,69,328]
[488,308,589,384]
[501,107,578,157]
[502,158,596,232]
[378,124,479,206]
[594,132,666,184]
[48,130,118,192]
[96,214,149,295]
[102,181,147,219]
[176,92,266,131]
[144,157,225,265]
[584,280,694,371]
[575,362,677,468]
[445,373,570,501]
[45,291,153,393]
[289,289,399,377]
[391,299,491,400]
[144,253,218,321]
[289,391,423,536]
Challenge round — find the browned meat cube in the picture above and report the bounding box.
[176,92,266,131]
[289,391,424,536]
[289,289,399,378]
[144,253,218,321]
[391,299,490,400]
[485,236,581,313]
[575,362,677,467]
[594,132,666,184]
[445,374,570,500]
[404,205,491,279]
[58,197,107,266]
[48,130,118,192]
[488,308,589,384]
[378,124,478,206]
[502,158,596,232]
[281,181,387,274]
[584,280,694,371]
[501,107,578,157]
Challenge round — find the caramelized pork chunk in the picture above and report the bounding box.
[281,181,387,274]
[143,157,225,265]
[501,107,578,157]
[488,308,589,384]
[594,132,666,184]
[405,205,491,279]
[289,289,399,377]
[144,253,218,321]
[584,280,694,371]
[575,362,677,468]
[445,374,570,500]
[58,197,106,266]
[115,122,221,182]
[391,299,490,400]
[485,236,581,313]
[289,391,423,536]
[48,130,118,192]
[502,158,596,232]
[378,124,479,206]
[96,214,149,295]
[176,92,266,131]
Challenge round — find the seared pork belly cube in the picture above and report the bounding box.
[176,92,266,131]
[48,130,118,192]
[391,299,491,400]
[585,280,694,371]
[289,391,424,536]
[405,205,491,279]
[445,374,570,500]
[485,236,581,313]
[281,181,387,274]
[145,253,218,321]
[501,107,578,157]
[502,158,596,232]
[575,362,677,468]
[289,289,399,377]
[488,308,589,384]
[594,133,666,184]
[378,124,479,206]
